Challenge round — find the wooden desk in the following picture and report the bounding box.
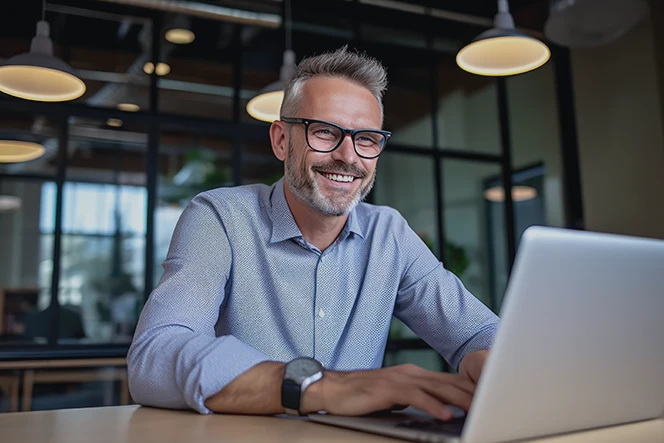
[1,405,662,443]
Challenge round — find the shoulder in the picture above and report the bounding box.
[195,183,273,217]
[354,202,410,232]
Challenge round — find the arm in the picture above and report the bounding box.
[127,194,270,414]
[205,359,477,421]
[459,350,489,384]
[394,227,500,371]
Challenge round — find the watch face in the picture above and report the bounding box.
[286,357,324,384]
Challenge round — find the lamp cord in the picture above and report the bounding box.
[498,0,509,13]
[284,0,292,51]
[42,0,46,20]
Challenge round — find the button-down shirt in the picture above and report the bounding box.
[128,178,500,414]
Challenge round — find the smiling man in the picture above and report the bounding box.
[127,47,500,421]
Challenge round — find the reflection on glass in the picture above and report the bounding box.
[443,159,506,312]
[436,57,500,154]
[374,153,438,255]
[0,113,58,176]
[0,178,55,345]
[507,63,565,227]
[55,117,148,344]
[483,164,547,311]
[154,128,233,286]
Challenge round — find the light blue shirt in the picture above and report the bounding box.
[128,178,500,414]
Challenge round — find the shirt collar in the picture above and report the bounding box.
[268,178,365,244]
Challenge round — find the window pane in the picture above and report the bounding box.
[0,112,58,177]
[374,153,438,255]
[59,117,148,344]
[0,178,55,346]
[436,57,501,154]
[155,127,232,286]
[443,159,506,312]
[507,63,565,228]
[242,141,283,186]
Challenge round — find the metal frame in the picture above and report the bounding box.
[0,5,582,362]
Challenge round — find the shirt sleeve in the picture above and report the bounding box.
[127,193,270,414]
[394,224,500,370]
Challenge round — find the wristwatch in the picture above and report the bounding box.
[281,357,324,415]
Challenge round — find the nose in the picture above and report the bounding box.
[330,133,359,164]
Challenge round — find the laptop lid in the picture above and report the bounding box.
[462,226,664,443]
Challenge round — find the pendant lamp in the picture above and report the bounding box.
[246,0,295,122]
[0,17,86,101]
[0,140,46,163]
[484,185,538,202]
[457,0,550,76]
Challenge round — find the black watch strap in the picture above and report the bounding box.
[281,379,301,415]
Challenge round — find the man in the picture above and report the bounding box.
[128,46,499,421]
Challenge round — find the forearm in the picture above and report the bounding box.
[128,326,269,414]
[204,361,286,414]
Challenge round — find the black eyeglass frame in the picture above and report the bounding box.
[281,117,392,159]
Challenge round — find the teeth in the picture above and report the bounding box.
[324,173,355,183]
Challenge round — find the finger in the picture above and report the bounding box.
[393,387,455,421]
[399,367,477,396]
[427,372,477,396]
[420,381,473,412]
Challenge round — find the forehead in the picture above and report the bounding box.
[298,76,382,129]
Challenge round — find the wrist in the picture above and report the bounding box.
[299,371,326,414]
[300,369,342,414]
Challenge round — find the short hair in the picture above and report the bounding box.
[280,46,388,124]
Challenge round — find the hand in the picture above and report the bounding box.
[301,363,476,421]
[458,350,489,385]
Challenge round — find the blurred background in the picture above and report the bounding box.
[0,0,662,412]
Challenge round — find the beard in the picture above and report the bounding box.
[284,139,376,216]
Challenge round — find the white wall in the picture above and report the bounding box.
[571,15,664,239]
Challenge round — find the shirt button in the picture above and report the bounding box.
[318,308,325,318]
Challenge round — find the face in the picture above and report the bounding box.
[276,77,382,216]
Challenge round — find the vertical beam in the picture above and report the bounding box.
[497,78,517,271]
[48,117,68,346]
[232,24,244,186]
[144,12,161,298]
[551,45,585,230]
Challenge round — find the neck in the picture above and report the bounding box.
[283,181,348,251]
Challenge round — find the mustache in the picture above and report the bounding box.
[312,162,367,178]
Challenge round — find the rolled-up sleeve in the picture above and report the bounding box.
[394,227,500,370]
[127,193,270,414]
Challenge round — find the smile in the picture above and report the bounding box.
[318,171,358,183]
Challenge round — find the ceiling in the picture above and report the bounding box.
[0,0,551,182]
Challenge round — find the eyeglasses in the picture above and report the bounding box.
[281,117,391,159]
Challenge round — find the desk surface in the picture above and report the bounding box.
[1,405,662,443]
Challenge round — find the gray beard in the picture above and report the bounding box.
[284,139,375,216]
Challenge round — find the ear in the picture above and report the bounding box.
[269,120,288,162]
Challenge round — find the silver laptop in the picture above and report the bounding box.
[308,226,664,442]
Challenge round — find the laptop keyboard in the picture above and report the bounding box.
[395,416,466,435]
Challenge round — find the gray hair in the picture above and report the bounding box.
[280,46,388,124]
